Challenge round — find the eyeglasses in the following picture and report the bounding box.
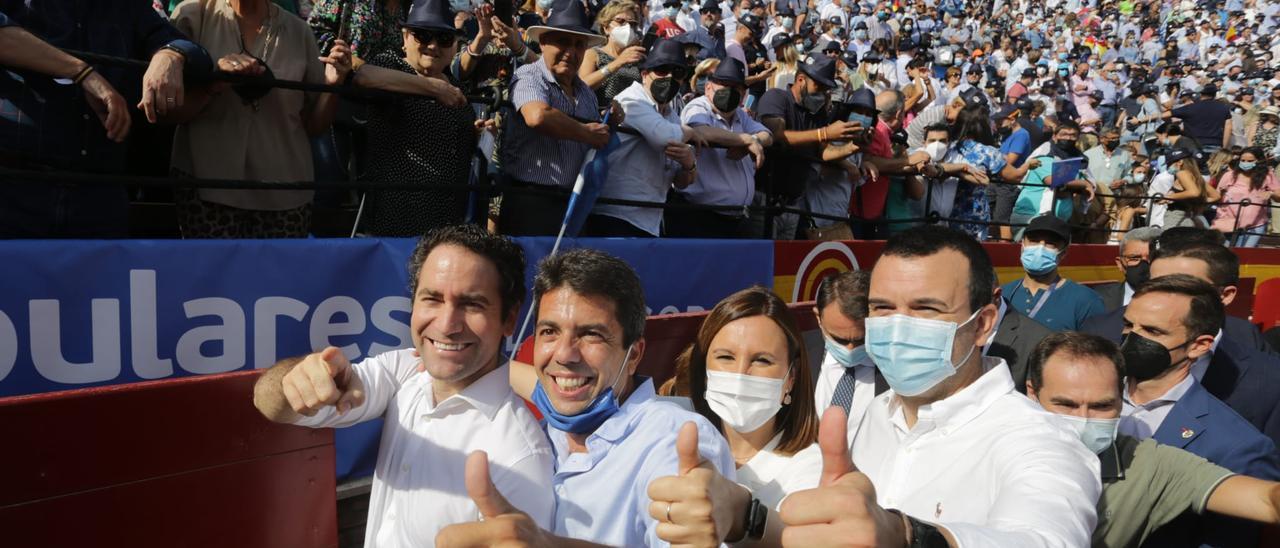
[611,17,639,27]
[1118,254,1148,266]
[411,29,459,47]
[652,65,689,79]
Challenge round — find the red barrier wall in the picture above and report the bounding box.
[0,371,337,548]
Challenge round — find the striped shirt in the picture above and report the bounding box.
[502,60,601,189]
[905,103,949,148]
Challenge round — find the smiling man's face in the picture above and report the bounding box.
[533,287,640,416]
[410,244,514,391]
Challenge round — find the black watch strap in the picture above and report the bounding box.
[904,513,947,548]
[744,497,767,540]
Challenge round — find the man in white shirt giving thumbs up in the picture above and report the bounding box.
[781,225,1100,547]
[252,224,554,548]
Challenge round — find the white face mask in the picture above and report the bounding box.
[704,370,788,433]
[925,140,949,162]
[1057,415,1120,454]
[610,24,637,46]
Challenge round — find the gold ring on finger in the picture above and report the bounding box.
[665,502,672,522]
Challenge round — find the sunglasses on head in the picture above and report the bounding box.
[411,28,459,47]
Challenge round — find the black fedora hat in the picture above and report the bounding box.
[642,38,687,70]
[710,57,747,86]
[848,88,878,113]
[526,0,606,47]
[403,0,458,33]
[798,54,838,88]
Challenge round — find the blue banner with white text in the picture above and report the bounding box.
[0,237,773,480]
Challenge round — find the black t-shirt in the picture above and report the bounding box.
[756,87,828,201]
[745,40,767,97]
[1172,99,1231,147]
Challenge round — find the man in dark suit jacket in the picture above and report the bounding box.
[1118,275,1280,548]
[1092,226,1162,312]
[988,302,1055,392]
[1082,243,1280,445]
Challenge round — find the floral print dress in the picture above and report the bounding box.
[948,139,1008,241]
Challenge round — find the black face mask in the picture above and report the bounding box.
[800,89,827,113]
[712,86,743,112]
[1124,260,1150,289]
[1052,139,1080,157]
[650,76,679,104]
[1120,332,1190,381]
[1103,140,1119,151]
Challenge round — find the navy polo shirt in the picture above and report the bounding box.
[1001,277,1106,331]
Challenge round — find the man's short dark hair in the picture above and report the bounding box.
[407,224,527,320]
[923,122,950,138]
[1151,241,1239,287]
[534,248,647,346]
[1055,119,1081,134]
[1154,226,1227,252]
[1026,332,1125,395]
[815,270,871,321]
[1134,274,1226,339]
[880,225,994,313]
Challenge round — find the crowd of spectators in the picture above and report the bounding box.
[2,0,1280,241]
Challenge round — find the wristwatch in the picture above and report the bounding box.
[891,510,947,548]
[740,496,767,541]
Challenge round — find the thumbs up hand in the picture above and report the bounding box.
[779,407,910,547]
[646,422,752,547]
[436,451,554,548]
[281,346,365,417]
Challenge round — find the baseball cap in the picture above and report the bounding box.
[1024,215,1071,245]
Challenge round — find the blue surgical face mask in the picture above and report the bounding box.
[1058,415,1120,454]
[531,345,633,434]
[1239,160,1257,170]
[1020,244,1060,276]
[824,335,868,367]
[864,309,981,396]
[782,16,794,28]
[536,0,554,8]
[665,6,679,17]
[848,111,875,128]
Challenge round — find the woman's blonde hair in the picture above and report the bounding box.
[691,57,720,89]
[1206,150,1233,180]
[595,0,638,32]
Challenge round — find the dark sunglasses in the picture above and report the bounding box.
[411,29,459,47]
[652,65,689,79]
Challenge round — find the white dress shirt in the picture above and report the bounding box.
[596,81,685,236]
[736,434,822,510]
[814,348,878,450]
[851,359,1101,547]
[1120,372,1197,440]
[293,351,554,548]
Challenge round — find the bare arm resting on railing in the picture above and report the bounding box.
[0,21,131,141]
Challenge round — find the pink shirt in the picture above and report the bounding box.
[1212,171,1279,232]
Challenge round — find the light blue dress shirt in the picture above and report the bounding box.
[593,81,686,236]
[546,378,735,547]
[678,96,770,210]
